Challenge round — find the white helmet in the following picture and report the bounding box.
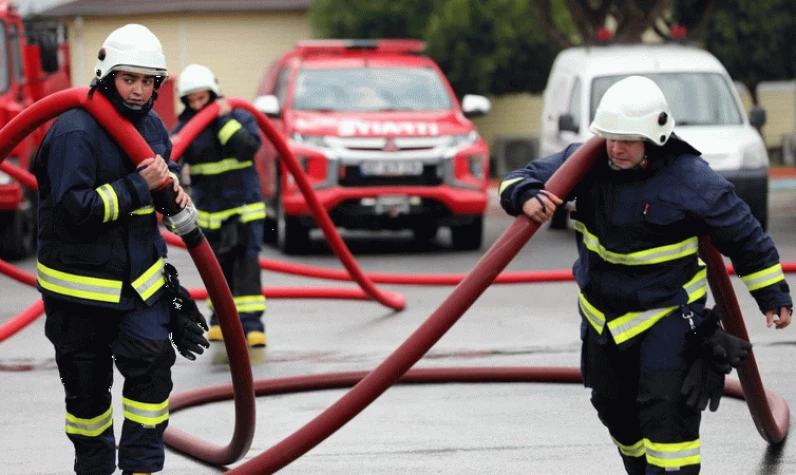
[589,75,674,146]
[94,24,167,84]
[178,64,221,98]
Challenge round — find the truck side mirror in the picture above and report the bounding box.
[557,113,579,133]
[461,94,491,118]
[253,95,281,118]
[749,105,766,129]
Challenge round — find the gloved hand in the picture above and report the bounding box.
[164,263,209,361]
[681,357,725,412]
[705,327,752,374]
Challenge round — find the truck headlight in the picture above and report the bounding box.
[292,133,329,148]
[0,171,11,185]
[446,131,480,148]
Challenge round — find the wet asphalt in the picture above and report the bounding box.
[2,186,796,475]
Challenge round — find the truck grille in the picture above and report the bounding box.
[339,164,442,187]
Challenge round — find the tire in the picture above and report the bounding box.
[277,200,310,255]
[450,216,483,251]
[0,188,37,261]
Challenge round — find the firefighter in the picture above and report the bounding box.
[171,64,267,347]
[499,75,791,475]
[34,24,208,475]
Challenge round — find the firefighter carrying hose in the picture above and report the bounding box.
[171,64,267,348]
[34,24,208,475]
[499,76,792,475]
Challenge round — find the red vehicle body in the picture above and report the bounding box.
[0,3,71,260]
[252,39,492,254]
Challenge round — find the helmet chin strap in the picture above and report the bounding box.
[91,73,156,122]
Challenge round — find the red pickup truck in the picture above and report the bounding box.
[0,2,71,260]
[252,39,492,254]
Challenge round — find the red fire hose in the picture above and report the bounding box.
[170,99,405,311]
[0,88,255,465]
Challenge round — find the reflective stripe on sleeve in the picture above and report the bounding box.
[740,264,786,291]
[498,177,524,196]
[37,261,122,303]
[197,202,266,230]
[130,205,155,215]
[65,406,113,437]
[217,119,243,145]
[122,397,169,428]
[96,183,119,223]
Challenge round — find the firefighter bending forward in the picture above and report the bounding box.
[171,64,267,348]
[499,76,792,475]
[34,24,208,475]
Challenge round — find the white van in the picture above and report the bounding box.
[539,43,769,229]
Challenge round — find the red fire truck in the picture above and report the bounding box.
[0,2,71,260]
[252,39,492,254]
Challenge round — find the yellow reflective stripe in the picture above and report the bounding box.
[608,269,707,344]
[217,119,243,145]
[578,292,606,334]
[131,259,165,302]
[37,261,122,303]
[741,264,785,291]
[130,205,155,215]
[169,171,179,183]
[122,397,169,427]
[498,177,523,196]
[65,406,113,437]
[235,295,267,313]
[96,183,119,223]
[573,221,698,265]
[197,202,266,230]
[612,437,645,458]
[189,158,253,176]
[644,438,700,469]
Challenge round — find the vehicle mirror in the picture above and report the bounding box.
[749,105,766,128]
[461,94,491,118]
[253,95,281,118]
[558,113,579,133]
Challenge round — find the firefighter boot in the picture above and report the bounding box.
[246,331,267,348]
[206,325,223,341]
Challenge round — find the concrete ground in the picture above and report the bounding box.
[2,178,796,474]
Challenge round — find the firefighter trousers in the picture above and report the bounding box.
[43,295,176,475]
[581,310,702,475]
[207,218,266,334]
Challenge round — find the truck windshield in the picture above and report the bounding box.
[590,73,743,126]
[292,68,452,112]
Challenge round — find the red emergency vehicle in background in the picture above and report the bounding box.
[0,1,71,260]
[252,39,492,254]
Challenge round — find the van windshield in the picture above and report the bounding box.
[590,73,743,126]
[292,68,452,112]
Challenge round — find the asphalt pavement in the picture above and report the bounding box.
[2,179,796,475]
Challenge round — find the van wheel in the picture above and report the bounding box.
[0,189,37,261]
[277,202,309,255]
[450,216,483,250]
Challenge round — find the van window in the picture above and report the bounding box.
[568,78,582,129]
[590,73,743,126]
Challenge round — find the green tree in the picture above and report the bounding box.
[308,0,559,95]
[695,0,796,104]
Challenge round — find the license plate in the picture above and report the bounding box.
[360,160,423,177]
[374,195,410,215]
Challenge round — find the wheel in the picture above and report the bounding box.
[277,200,310,255]
[450,216,483,251]
[411,223,438,242]
[0,188,37,261]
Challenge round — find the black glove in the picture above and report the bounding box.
[164,263,210,361]
[682,306,752,375]
[681,357,725,412]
